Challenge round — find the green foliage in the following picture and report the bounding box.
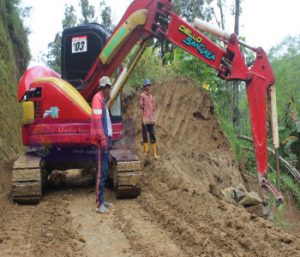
[168,48,219,86]
[269,36,300,123]
[272,55,300,123]
[2,0,30,75]
[80,0,96,24]
[126,47,173,90]
[268,36,300,170]
[173,0,212,22]
[46,33,61,73]
[0,0,30,159]
[62,4,78,29]
[269,35,300,60]
[268,172,300,209]
[100,1,112,30]
[274,204,290,228]
[281,174,300,208]
[281,127,300,170]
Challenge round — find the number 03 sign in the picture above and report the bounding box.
[72,36,88,54]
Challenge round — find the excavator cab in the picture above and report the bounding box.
[61,23,110,90]
[60,23,123,142]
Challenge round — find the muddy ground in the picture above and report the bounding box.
[0,78,300,257]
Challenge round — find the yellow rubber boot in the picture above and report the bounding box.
[143,143,149,153]
[152,143,159,159]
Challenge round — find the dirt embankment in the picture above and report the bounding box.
[0,78,299,257]
[0,161,12,213]
[0,0,30,160]
[124,78,300,256]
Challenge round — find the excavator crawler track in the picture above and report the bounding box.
[12,153,42,204]
[110,150,141,198]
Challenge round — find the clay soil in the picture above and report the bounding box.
[0,78,300,257]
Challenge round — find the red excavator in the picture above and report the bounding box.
[13,0,282,204]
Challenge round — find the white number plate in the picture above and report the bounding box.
[71,36,88,53]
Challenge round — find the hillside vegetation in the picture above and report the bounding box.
[0,0,30,160]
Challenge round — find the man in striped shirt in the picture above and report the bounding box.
[139,79,158,159]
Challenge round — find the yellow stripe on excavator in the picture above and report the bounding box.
[34,77,92,116]
[99,9,148,65]
[107,42,147,109]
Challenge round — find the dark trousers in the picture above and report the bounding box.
[142,124,156,143]
[95,146,109,207]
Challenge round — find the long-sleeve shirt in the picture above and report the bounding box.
[90,91,108,146]
[106,107,112,137]
[139,91,156,125]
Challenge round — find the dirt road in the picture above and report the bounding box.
[0,78,300,257]
[0,171,189,257]
[1,160,300,257]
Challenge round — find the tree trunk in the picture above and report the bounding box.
[160,41,165,64]
[234,0,240,35]
[217,0,225,30]
[238,135,300,183]
[232,0,240,129]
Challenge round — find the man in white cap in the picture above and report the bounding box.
[90,76,113,214]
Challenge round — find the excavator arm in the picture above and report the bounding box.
[83,0,282,202]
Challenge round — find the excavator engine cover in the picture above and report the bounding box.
[61,23,110,89]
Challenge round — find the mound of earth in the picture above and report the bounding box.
[124,77,300,257]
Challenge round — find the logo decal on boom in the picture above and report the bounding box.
[179,25,216,61]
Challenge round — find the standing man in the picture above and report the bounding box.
[139,79,158,159]
[90,76,113,214]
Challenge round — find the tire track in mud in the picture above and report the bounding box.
[114,200,186,257]
[0,191,86,257]
[68,189,135,257]
[69,189,185,257]
[0,205,35,257]
[0,161,35,257]
[30,191,86,257]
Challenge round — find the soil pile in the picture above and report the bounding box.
[124,78,300,257]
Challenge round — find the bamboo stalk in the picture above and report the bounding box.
[238,135,300,183]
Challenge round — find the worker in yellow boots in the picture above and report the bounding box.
[139,79,158,159]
